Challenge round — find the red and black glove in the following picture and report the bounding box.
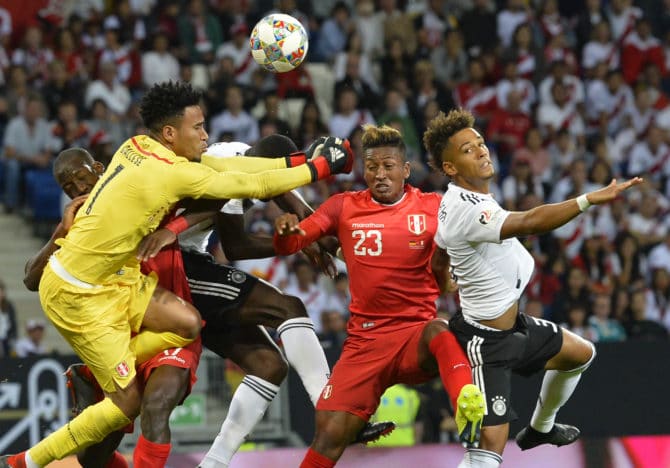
[284,136,329,167]
[305,137,354,181]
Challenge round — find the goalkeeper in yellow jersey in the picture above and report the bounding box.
[1,81,353,468]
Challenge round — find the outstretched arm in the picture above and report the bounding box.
[500,178,643,240]
[24,195,88,290]
[273,213,325,255]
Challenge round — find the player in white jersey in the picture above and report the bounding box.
[423,109,642,468]
[138,135,394,468]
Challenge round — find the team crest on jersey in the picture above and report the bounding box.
[322,384,333,399]
[230,270,246,284]
[115,361,130,378]
[478,209,493,225]
[407,214,426,235]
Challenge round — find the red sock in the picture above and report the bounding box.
[5,452,26,468]
[429,330,473,410]
[300,448,336,468]
[104,451,129,468]
[133,435,171,468]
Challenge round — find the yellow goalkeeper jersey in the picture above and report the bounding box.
[54,135,312,284]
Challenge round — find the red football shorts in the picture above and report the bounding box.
[136,336,202,403]
[316,321,433,421]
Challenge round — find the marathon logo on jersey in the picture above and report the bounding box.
[478,209,493,225]
[323,384,333,400]
[115,361,130,378]
[407,214,426,235]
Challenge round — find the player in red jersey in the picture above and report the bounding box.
[273,125,486,467]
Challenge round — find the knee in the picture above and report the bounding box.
[179,305,202,339]
[576,341,596,370]
[422,319,450,343]
[110,381,142,420]
[141,387,181,431]
[250,352,288,385]
[282,295,308,321]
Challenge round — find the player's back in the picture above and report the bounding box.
[334,186,441,336]
[55,136,196,284]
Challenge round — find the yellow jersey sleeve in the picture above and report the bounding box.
[200,154,288,173]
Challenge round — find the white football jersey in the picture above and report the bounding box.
[179,142,252,252]
[434,183,535,321]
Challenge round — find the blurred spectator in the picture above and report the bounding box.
[141,31,180,87]
[209,85,259,144]
[645,268,670,330]
[625,288,668,340]
[5,65,30,118]
[377,88,421,157]
[50,100,90,152]
[0,279,17,358]
[648,235,670,272]
[2,94,56,213]
[11,25,54,87]
[42,60,83,120]
[53,27,87,81]
[607,0,643,44]
[503,22,540,82]
[524,298,545,318]
[334,50,380,113]
[589,292,627,342]
[486,88,532,169]
[81,17,106,52]
[84,60,132,118]
[178,0,223,64]
[85,98,126,149]
[452,57,497,125]
[621,17,665,84]
[411,59,454,121]
[501,156,544,211]
[108,0,147,48]
[97,16,142,89]
[561,303,599,342]
[496,0,532,48]
[215,22,257,86]
[627,124,669,184]
[575,0,607,52]
[328,87,375,140]
[284,258,331,334]
[379,36,413,89]
[550,266,592,324]
[377,0,417,56]
[430,28,468,90]
[257,92,292,138]
[537,80,586,146]
[459,0,497,57]
[625,85,658,140]
[539,59,585,108]
[495,60,536,117]
[585,68,633,137]
[0,6,11,48]
[149,0,181,48]
[513,127,551,183]
[539,0,567,42]
[14,319,49,358]
[353,0,383,60]
[612,231,647,287]
[313,2,352,63]
[294,98,329,150]
[582,21,620,73]
[572,234,616,293]
[627,193,667,248]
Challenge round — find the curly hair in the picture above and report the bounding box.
[139,81,203,134]
[361,124,406,161]
[423,108,475,170]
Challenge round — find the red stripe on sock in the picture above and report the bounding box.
[300,448,336,468]
[133,435,171,468]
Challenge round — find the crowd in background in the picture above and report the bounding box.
[1,0,670,358]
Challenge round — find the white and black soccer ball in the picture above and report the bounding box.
[249,13,308,73]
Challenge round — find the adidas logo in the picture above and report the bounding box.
[328,146,343,160]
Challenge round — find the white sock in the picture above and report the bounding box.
[530,344,596,433]
[457,449,503,468]
[24,451,40,468]
[277,317,330,406]
[199,375,278,468]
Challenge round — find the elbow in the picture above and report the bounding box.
[23,276,39,291]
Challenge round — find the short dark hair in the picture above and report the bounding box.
[423,108,475,170]
[361,124,406,161]
[54,147,95,177]
[139,81,203,134]
[246,134,298,158]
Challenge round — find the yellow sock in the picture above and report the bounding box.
[28,398,130,466]
[130,329,195,364]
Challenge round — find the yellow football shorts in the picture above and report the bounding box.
[39,262,158,393]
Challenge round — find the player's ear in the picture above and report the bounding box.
[442,160,457,177]
[162,124,176,144]
[403,161,411,179]
[92,161,105,175]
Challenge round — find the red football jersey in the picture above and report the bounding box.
[275,185,441,338]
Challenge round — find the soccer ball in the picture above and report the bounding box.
[249,13,308,73]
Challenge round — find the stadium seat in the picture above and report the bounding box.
[24,169,62,222]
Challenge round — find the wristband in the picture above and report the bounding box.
[164,216,189,235]
[576,194,591,212]
[285,152,307,167]
[307,157,330,182]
